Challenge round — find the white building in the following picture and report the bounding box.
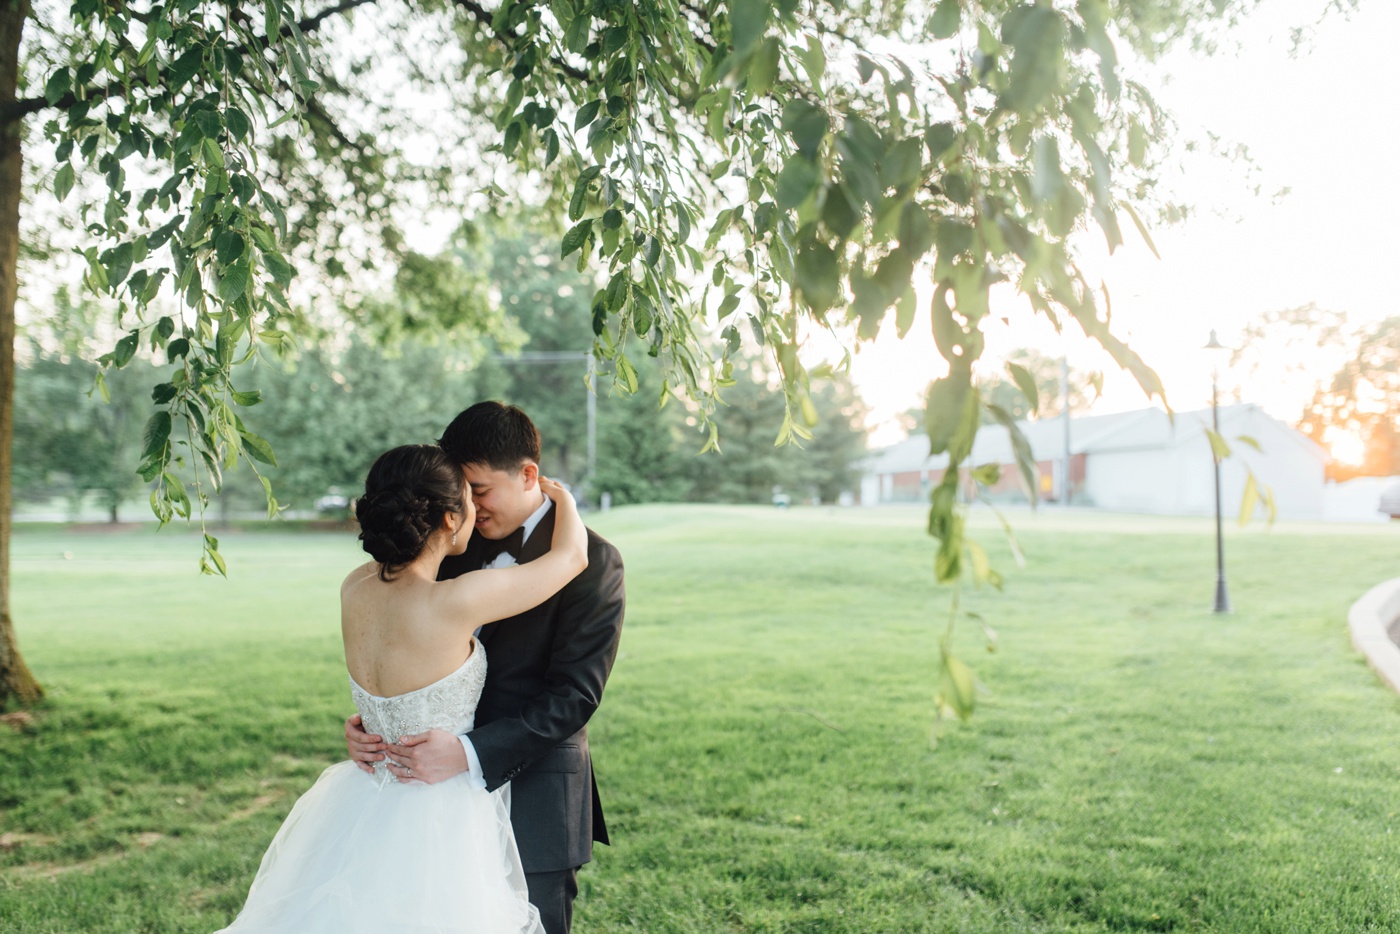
[861,404,1330,521]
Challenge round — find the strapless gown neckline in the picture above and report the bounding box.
[348,639,480,701]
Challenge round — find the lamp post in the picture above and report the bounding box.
[1204,330,1231,614]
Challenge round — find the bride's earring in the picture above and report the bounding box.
[451,527,458,547]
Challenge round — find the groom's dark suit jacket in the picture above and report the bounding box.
[438,508,624,874]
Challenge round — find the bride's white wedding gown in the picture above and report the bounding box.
[216,638,544,933]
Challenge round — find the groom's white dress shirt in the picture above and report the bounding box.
[457,496,553,789]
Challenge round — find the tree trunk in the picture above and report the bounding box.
[0,0,43,708]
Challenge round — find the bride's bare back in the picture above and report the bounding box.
[341,564,479,698]
[342,474,587,699]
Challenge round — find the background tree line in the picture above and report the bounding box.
[16,219,869,518]
[1233,305,1400,481]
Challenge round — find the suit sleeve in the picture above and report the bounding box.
[467,534,625,792]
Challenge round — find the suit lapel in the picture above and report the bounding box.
[517,506,555,565]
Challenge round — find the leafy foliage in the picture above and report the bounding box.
[13,341,151,521]
[1234,305,1400,481]
[1300,316,1400,480]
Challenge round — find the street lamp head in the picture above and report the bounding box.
[1203,329,1227,351]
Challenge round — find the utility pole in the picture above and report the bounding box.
[491,351,597,503]
[1060,356,1071,505]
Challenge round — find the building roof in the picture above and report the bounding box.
[864,404,1328,474]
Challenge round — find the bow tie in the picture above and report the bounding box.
[479,527,525,565]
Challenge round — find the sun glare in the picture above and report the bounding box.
[1325,427,1367,466]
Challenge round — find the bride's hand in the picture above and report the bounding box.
[539,476,575,510]
[540,476,588,570]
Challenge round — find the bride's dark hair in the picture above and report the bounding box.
[355,444,465,581]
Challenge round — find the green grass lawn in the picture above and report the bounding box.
[2,506,1399,932]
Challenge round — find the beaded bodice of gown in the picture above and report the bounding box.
[348,638,486,783]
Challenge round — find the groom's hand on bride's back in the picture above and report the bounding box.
[345,714,387,774]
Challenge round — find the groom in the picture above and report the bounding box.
[344,401,626,934]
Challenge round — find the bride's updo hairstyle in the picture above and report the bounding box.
[355,444,465,581]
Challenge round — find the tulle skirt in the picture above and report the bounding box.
[215,761,544,933]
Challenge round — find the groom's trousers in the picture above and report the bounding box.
[526,868,579,934]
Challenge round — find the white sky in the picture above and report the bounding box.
[849,0,1400,446]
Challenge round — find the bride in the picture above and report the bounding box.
[216,443,587,933]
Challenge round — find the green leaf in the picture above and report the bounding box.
[217,263,249,303]
[1235,434,1262,453]
[564,13,591,53]
[1002,5,1066,115]
[203,533,228,578]
[141,411,172,460]
[54,163,75,202]
[775,155,819,210]
[44,67,71,105]
[1128,118,1147,167]
[215,231,246,265]
[103,242,134,287]
[781,99,829,159]
[1205,427,1230,463]
[226,107,252,142]
[820,182,861,239]
[898,201,935,256]
[113,331,139,368]
[1122,202,1160,260]
[794,242,839,314]
[925,122,958,162]
[895,287,917,338]
[925,373,971,457]
[1006,361,1040,414]
[616,354,640,394]
[935,219,973,259]
[1239,472,1259,526]
[939,649,977,721]
[561,219,593,258]
[568,174,591,221]
[930,0,961,39]
[985,402,1038,505]
[729,0,770,54]
[261,475,280,520]
[604,271,630,311]
[263,251,294,289]
[800,34,826,88]
[602,25,628,56]
[749,37,781,95]
[240,429,278,466]
[264,0,283,39]
[231,389,262,406]
[881,137,924,190]
[169,47,204,93]
[574,99,601,131]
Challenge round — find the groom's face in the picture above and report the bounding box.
[462,462,540,540]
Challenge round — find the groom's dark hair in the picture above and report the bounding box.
[439,401,542,472]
